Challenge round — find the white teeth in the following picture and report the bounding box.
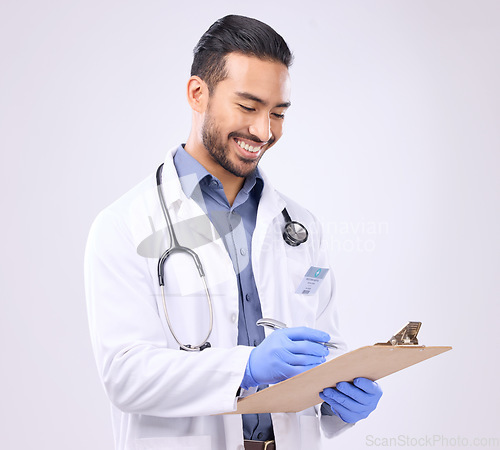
[237,140,260,153]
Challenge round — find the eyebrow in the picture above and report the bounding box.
[235,91,291,109]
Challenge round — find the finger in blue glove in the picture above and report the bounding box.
[319,377,382,423]
[241,327,330,389]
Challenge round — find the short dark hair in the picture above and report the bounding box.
[191,15,293,92]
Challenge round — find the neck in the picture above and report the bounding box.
[184,136,245,207]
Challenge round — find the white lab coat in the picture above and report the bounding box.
[85,146,351,450]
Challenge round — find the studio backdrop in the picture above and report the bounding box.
[1,1,498,448]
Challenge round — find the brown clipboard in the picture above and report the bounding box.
[227,344,452,415]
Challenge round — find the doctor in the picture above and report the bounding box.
[85,15,382,450]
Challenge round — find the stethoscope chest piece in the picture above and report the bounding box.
[283,220,308,246]
[281,208,308,246]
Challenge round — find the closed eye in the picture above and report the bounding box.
[238,104,255,112]
[272,113,285,119]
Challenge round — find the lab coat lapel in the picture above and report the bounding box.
[251,168,287,329]
[252,168,286,258]
[175,199,219,247]
[161,147,220,248]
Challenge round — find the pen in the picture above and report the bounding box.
[256,318,337,349]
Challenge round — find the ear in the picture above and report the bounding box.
[186,76,208,113]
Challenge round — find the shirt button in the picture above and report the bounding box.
[210,179,219,188]
[253,339,258,347]
[240,248,247,256]
[257,433,264,440]
[245,293,251,302]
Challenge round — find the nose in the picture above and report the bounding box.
[249,113,272,143]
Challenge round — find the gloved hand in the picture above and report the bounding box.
[241,327,330,390]
[319,377,383,423]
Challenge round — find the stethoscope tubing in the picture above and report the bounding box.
[155,162,309,351]
[156,164,214,351]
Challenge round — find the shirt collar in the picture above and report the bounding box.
[173,144,264,200]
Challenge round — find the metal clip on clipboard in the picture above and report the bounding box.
[376,321,422,346]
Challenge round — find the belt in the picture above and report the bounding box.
[244,440,276,450]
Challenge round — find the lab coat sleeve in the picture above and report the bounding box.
[84,208,252,417]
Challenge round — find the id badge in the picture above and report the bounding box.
[295,266,329,295]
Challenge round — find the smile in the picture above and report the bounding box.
[235,139,264,153]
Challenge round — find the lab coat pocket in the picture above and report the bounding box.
[134,435,212,450]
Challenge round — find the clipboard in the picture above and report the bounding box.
[228,322,452,415]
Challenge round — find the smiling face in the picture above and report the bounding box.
[200,52,291,178]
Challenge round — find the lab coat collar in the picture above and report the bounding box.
[162,145,285,218]
[161,145,286,249]
[160,146,187,205]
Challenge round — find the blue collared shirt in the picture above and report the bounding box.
[173,144,274,441]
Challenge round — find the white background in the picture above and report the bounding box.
[1,1,499,448]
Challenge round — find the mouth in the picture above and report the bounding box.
[235,139,263,153]
[233,138,266,159]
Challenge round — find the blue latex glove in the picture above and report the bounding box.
[241,327,330,389]
[319,378,382,423]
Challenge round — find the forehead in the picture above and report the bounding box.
[216,52,291,104]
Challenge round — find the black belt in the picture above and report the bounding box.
[244,440,276,450]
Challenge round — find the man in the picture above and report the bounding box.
[85,15,382,450]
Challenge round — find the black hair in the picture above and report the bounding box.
[191,15,293,92]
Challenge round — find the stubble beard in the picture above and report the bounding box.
[201,111,264,179]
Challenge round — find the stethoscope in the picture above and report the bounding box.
[156,163,309,351]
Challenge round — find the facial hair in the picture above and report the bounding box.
[201,107,273,178]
